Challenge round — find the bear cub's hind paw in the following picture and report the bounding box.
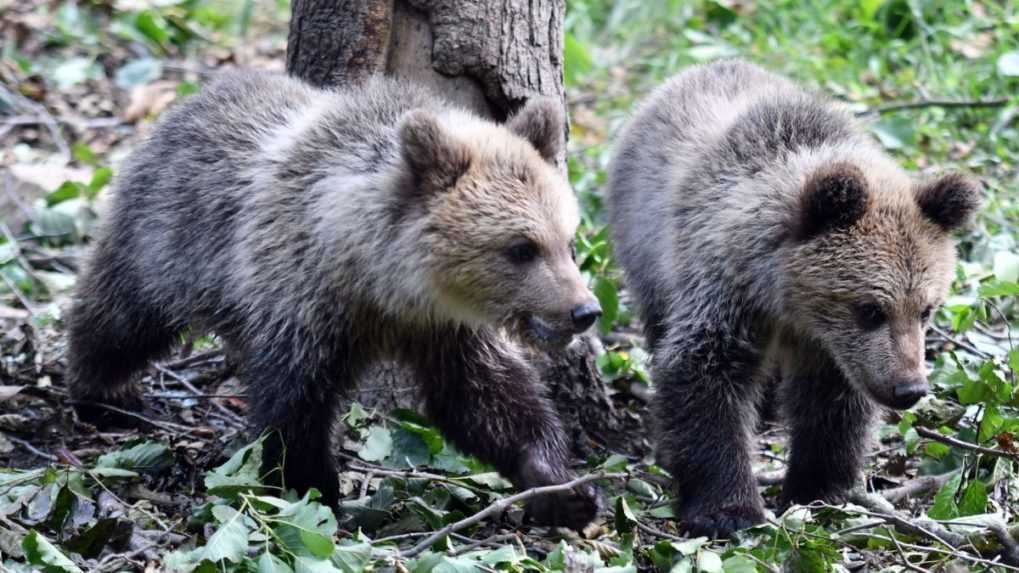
[524,480,600,531]
[680,505,766,539]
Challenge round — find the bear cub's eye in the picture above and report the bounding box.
[569,239,577,262]
[854,302,887,330]
[920,305,934,322]
[506,240,539,264]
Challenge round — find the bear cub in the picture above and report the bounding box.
[67,71,603,530]
[608,60,981,537]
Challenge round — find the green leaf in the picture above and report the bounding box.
[87,167,113,197]
[958,480,988,516]
[135,10,170,46]
[72,143,97,166]
[600,454,628,472]
[979,280,1019,297]
[871,116,915,150]
[22,530,82,573]
[998,51,1019,77]
[928,473,961,519]
[201,506,249,563]
[115,58,163,88]
[398,419,445,455]
[46,181,81,206]
[979,405,1004,443]
[334,542,373,573]
[386,427,431,467]
[97,440,172,474]
[359,425,392,462]
[258,551,294,573]
[594,276,620,332]
[294,556,343,573]
[43,485,76,533]
[275,491,337,558]
[564,32,593,86]
[63,518,119,559]
[672,538,707,556]
[614,496,637,533]
[31,207,78,240]
[696,550,723,573]
[722,555,758,573]
[206,436,265,496]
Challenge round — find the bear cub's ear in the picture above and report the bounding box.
[915,174,982,232]
[797,161,869,240]
[507,97,565,163]
[399,110,471,193]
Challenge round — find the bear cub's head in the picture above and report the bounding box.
[399,98,601,348]
[787,160,982,410]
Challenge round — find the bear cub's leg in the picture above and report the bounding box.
[242,343,351,507]
[779,348,876,506]
[654,325,766,539]
[413,328,599,531]
[67,258,179,427]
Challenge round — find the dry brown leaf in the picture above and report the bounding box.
[122,81,179,124]
[0,385,24,401]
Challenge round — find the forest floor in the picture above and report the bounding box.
[1,0,1018,572]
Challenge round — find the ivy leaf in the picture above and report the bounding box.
[201,505,250,563]
[359,425,393,462]
[697,550,723,573]
[722,555,758,573]
[275,491,337,558]
[206,436,265,497]
[334,542,373,573]
[258,551,294,573]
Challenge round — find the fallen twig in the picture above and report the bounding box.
[915,426,1017,460]
[4,433,57,461]
[846,492,1019,569]
[881,471,958,503]
[153,363,245,426]
[402,472,627,558]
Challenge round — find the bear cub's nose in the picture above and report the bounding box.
[570,302,602,333]
[890,378,929,410]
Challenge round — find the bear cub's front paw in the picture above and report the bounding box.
[680,504,765,539]
[524,480,600,531]
[515,451,600,531]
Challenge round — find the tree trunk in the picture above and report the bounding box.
[286,0,619,458]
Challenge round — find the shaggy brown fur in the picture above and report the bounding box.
[67,71,602,529]
[607,60,981,538]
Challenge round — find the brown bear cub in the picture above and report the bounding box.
[67,71,603,529]
[607,60,981,538]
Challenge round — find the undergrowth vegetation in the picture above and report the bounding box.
[0,0,1017,571]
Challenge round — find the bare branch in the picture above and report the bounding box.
[915,426,1018,460]
[402,472,627,558]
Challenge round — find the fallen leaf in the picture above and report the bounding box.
[0,385,24,401]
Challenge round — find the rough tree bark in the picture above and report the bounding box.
[286,0,620,458]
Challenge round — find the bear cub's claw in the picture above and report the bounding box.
[680,505,765,539]
[524,480,600,531]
